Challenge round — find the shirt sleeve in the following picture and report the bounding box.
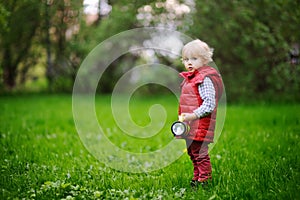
[193,77,216,118]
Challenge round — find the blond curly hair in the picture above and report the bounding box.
[182,39,213,65]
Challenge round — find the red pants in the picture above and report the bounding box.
[186,140,212,182]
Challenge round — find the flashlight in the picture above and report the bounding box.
[171,115,190,136]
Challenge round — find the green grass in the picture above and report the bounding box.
[0,94,299,199]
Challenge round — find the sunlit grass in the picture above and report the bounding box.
[0,95,299,199]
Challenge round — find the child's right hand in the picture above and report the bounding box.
[179,113,197,122]
[178,114,185,122]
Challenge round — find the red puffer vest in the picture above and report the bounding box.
[178,66,223,142]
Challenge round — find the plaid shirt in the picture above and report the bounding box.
[193,77,216,118]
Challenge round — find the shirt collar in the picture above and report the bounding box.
[179,69,199,79]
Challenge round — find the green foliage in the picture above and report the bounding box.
[0,0,299,102]
[0,2,10,34]
[0,95,299,199]
[186,0,300,102]
[69,0,300,101]
[0,0,41,89]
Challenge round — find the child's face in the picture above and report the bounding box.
[182,56,205,72]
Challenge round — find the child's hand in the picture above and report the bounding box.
[179,113,198,122]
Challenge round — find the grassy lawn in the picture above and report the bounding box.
[0,94,299,199]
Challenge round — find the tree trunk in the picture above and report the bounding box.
[45,1,54,88]
[3,49,17,89]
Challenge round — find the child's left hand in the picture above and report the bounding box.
[180,113,198,122]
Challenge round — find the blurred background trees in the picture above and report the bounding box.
[0,1,41,90]
[0,0,299,102]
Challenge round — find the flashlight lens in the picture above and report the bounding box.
[172,122,186,136]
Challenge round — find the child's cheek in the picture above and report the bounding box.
[196,60,204,67]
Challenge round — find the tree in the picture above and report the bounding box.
[0,1,41,90]
[72,0,158,93]
[185,0,300,101]
[40,0,83,92]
